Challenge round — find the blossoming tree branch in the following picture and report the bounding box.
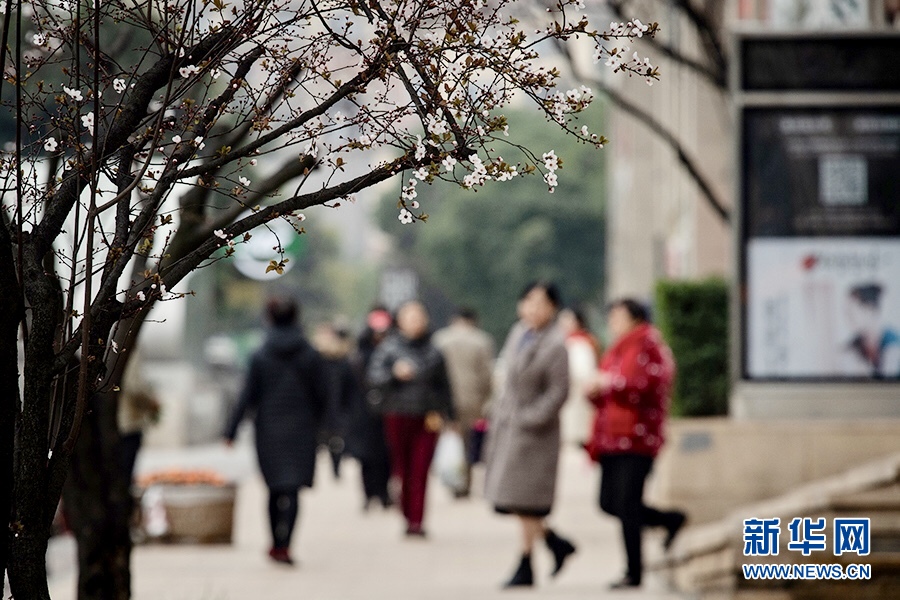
[0,0,656,596]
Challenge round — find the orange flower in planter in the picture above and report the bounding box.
[137,469,229,487]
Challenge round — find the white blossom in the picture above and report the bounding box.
[172,135,182,144]
[81,112,95,133]
[214,229,228,239]
[414,167,429,181]
[179,64,199,78]
[401,180,418,202]
[249,159,258,166]
[44,137,58,152]
[544,171,558,189]
[442,155,457,171]
[33,33,46,46]
[414,136,426,161]
[398,209,414,224]
[239,176,251,187]
[63,86,83,101]
[113,78,126,93]
[542,150,559,172]
[426,114,449,136]
[136,291,146,301]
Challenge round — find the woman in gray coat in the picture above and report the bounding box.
[224,297,328,565]
[484,281,577,587]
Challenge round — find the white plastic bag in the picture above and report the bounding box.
[141,485,169,538]
[433,430,467,493]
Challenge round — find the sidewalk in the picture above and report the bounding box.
[49,442,689,600]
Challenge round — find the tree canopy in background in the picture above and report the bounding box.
[378,109,607,342]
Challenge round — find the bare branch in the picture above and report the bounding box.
[608,0,725,89]
[161,158,411,288]
[33,25,245,255]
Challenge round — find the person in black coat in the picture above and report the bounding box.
[224,297,327,565]
[313,323,358,480]
[347,308,394,510]
[367,301,456,537]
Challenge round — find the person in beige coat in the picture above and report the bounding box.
[433,307,494,497]
[484,281,577,588]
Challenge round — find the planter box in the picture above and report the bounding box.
[138,483,236,544]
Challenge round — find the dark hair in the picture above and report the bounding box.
[520,281,562,308]
[567,306,590,330]
[607,298,650,324]
[266,296,298,326]
[456,306,479,322]
[850,284,883,308]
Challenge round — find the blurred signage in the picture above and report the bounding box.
[741,37,900,92]
[232,215,307,281]
[747,238,900,379]
[379,269,419,311]
[768,0,869,29]
[737,33,900,382]
[743,108,900,238]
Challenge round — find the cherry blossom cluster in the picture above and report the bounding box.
[3,0,661,296]
[593,20,660,85]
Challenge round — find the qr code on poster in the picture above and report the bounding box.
[818,154,867,206]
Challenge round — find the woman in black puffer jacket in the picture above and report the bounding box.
[224,297,328,565]
[367,301,455,537]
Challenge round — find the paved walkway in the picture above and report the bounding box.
[49,441,689,600]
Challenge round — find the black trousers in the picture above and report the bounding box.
[268,488,299,550]
[361,455,391,502]
[599,454,680,583]
[119,431,143,482]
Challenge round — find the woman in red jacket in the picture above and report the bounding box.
[586,299,686,589]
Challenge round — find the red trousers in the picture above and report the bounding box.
[384,414,438,529]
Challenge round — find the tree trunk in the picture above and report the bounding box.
[0,224,21,592]
[7,531,52,600]
[8,250,62,599]
[63,389,133,600]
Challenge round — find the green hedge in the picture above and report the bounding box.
[655,278,730,417]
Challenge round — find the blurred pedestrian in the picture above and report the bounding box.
[312,322,358,480]
[367,301,455,537]
[224,296,327,565]
[433,307,494,498]
[484,282,576,588]
[348,308,394,510]
[117,347,161,483]
[557,307,601,447]
[585,298,686,589]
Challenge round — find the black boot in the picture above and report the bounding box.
[663,512,687,551]
[545,529,576,577]
[503,554,534,588]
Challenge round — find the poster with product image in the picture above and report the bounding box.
[746,238,900,380]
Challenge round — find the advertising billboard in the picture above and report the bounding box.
[741,106,900,381]
[747,238,900,379]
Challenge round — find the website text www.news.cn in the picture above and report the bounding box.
[742,517,871,581]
